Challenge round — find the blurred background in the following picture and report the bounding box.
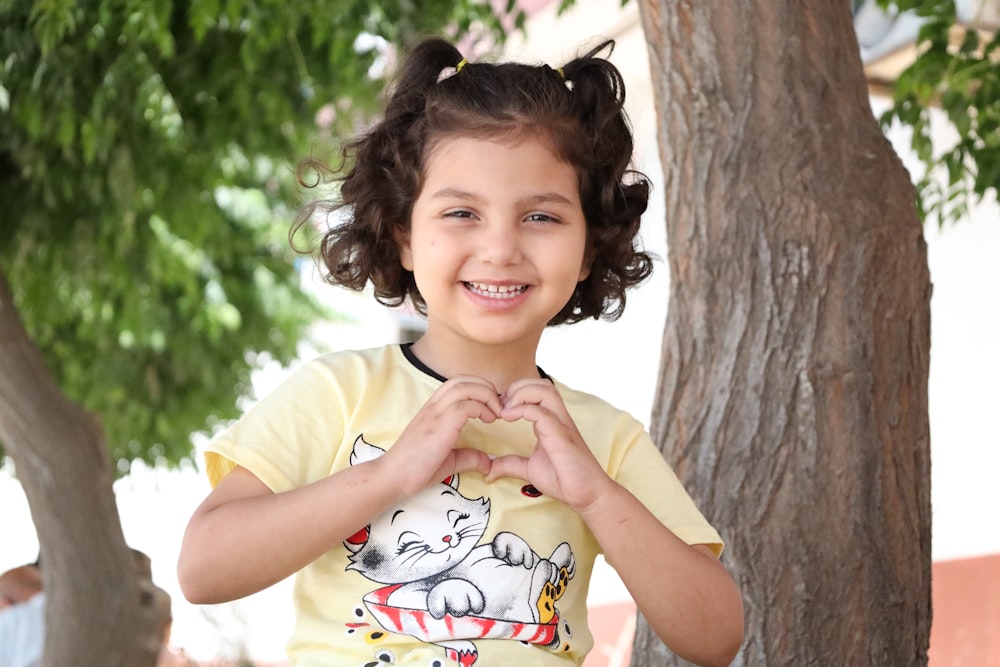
[2,1,997,666]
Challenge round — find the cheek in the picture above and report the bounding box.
[399,237,442,272]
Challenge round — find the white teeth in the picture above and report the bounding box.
[466,282,527,298]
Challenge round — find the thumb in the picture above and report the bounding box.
[485,454,530,483]
[448,447,492,477]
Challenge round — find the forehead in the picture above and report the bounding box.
[420,134,580,195]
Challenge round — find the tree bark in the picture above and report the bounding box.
[633,2,932,666]
[0,268,168,666]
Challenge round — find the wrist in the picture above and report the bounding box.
[574,476,624,524]
[364,455,413,505]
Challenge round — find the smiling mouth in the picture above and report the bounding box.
[465,282,528,299]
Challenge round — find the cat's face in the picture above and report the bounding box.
[347,482,490,583]
[344,435,490,584]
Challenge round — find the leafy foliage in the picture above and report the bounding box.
[876,0,1000,224]
[0,0,515,471]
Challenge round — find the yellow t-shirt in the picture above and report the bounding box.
[205,345,722,666]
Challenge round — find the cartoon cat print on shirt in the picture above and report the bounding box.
[343,434,576,666]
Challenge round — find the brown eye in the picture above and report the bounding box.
[526,212,557,222]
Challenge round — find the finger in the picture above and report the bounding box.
[434,376,504,416]
[502,377,555,402]
[501,402,562,431]
[442,397,502,425]
[502,404,586,453]
[485,454,530,483]
[502,380,566,416]
[448,447,493,477]
[444,375,500,394]
[440,375,500,394]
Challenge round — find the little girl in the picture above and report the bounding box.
[178,37,743,667]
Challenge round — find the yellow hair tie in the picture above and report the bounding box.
[437,59,468,83]
[555,67,564,79]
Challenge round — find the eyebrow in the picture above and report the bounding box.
[428,187,575,208]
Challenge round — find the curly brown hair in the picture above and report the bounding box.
[293,36,653,325]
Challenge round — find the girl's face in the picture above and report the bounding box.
[399,135,590,355]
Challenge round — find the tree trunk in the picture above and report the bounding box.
[632,1,932,666]
[0,268,168,666]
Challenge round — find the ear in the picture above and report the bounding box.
[344,526,369,554]
[394,225,414,271]
[578,245,593,282]
[350,434,385,466]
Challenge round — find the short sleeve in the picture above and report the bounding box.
[610,422,724,556]
[204,359,349,493]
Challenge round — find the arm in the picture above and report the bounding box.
[577,480,743,667]
[178,458,403,604]
[178,375,501,604]
[487,379,743,667]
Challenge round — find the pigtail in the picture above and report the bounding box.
[383,38,465,123]
[560,40,625,132]
[555,40,653,323]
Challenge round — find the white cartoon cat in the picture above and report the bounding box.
[343,434,576,665]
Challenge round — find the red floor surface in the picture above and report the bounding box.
[927,554,1000,667]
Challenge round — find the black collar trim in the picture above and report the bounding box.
[399,343,549,382]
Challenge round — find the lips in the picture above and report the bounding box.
[464,282,528,298]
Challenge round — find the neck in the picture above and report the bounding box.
[408,336,541,393]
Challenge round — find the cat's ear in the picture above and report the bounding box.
[441,474,459,490]
[350,434,385,466]
[344,525,369,554]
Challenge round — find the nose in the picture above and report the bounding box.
[478,221,523,265]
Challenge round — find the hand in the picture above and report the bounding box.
[381,375,501,495]
[486,378,612,511]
